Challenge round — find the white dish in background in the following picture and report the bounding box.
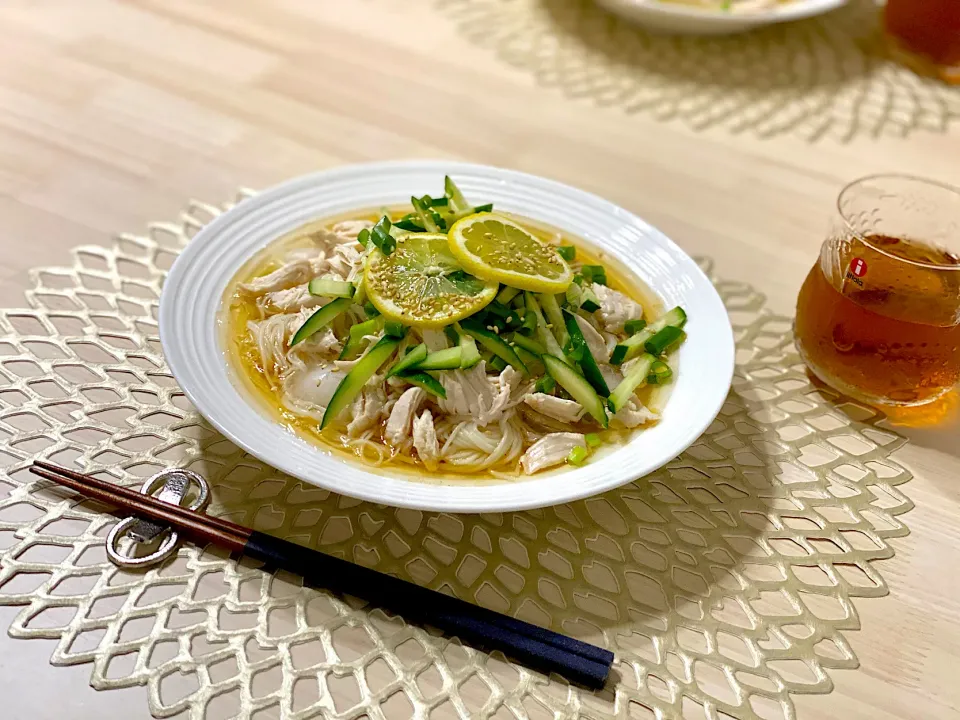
[595,0,846,35]
[160,161,734,513]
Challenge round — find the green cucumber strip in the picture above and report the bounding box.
[510,332,546,355]
[411,196,441,232]
[488,355,507,372]
[556,246,576,262]
[352,274,367,306]
[566,445,588,465]
[427,196,449,207]
[609,353,656,412]
[514,346,544,376]
[321,336,401,429]
[524,293,565,359]
[486,301,513,319]
[542,354,608,427]
[401,371,447,399]
[308,278,354,299]
[534,375,556,394]
[457,326,482,369]
[414,347,462,371]
[645,326,686,356]
[339,315,384,359]
[563,310,610,396]
[363,301,381,318]
[565,283,583,309]
[611,306,687,364]
[384,320,407,338]
[460,321,528,374]
[444,325,460,346]
[624,318,647,335]
[496,286,521,305]
[290,297,352,346]
[538,292,570,348]
[518,310,538,336]
[580,287,601,313]
[387,343,427,377]
[444,175,469,213]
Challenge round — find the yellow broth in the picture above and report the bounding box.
[221,208,670,482]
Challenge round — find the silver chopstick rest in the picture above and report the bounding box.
[106,468,209,568]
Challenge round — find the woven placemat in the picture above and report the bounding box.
[0,193,913,719]
[435,0,960,141]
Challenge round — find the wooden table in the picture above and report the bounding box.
[1,1,958,718]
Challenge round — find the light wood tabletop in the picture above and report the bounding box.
[1,1,958,719]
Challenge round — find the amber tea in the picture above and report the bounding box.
[795,175,960,407]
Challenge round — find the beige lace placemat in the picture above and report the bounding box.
[0,193,913,720]
[435,0,960,141]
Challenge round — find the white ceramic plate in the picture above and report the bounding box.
[160,161,734,513]
[595,0,846,35]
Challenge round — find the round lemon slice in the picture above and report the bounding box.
[448,212,573,293]
[364,233,497,327]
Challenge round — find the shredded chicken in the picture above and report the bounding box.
[384,388,425,446]
[520,433,586,474]
[574,314,609,362]
[413,410,440,470]
[613,398,659,428]
[327,243,363,281]
[523,393,585,423]
[592,284,643,333]
[346,388,386,437]
[260,284,325,315]
[438,363,526,426]
[240,259,314,297]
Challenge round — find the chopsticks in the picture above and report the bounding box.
[30,461,614,688]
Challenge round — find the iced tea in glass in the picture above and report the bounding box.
[885,0,960,84]
[795,175,960,407]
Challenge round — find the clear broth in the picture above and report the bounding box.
[221,208,670,482]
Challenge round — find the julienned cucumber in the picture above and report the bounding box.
[524,293,565,359]
[321,336,401,429]
[609,353,656,412]
[610,306,687,364]
[402,371,446,399]
[460,321,528,374]
[457,326,482,369]
[290,297,352,346]
[514,346,544,376]
[308,278,354,299]
[538,293,570,349]
[563,310,610,397]
[386,343,427,377]
[496,286,521,305]
[414,347,462,371]
[339,315,384,359]
[579,287,601,313]
[510,333,546,356]
[542,354,608,428]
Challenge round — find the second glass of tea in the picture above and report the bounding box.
[795,174,960,407]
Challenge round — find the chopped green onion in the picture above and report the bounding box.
[566,445,588,465]
[585,433,602,448]
[363,301,380,318]
[394,214,424,232]
[358,228,371,247]
[556,246,576,262]
[488,355,507,372]
[473,203,493,213]
[369,216,396,255]
[581,265,607,286]
[645,326,686,356]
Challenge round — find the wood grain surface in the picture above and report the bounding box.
[1,1,958,719]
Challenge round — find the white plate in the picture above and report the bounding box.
[160,161,734,513]
[595,0,846,35]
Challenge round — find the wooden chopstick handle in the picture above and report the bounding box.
[243,531,613,688]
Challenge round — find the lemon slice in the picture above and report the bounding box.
[448,212,573,293]
[365,233,497,327]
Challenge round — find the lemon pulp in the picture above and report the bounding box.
[448,213,573,293]
[364,233,497,327]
